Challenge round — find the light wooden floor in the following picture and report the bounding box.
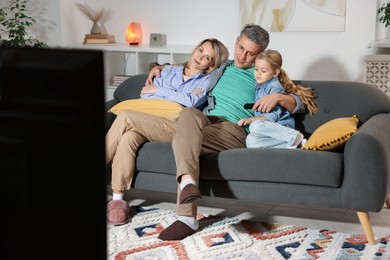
[123,189,390,240]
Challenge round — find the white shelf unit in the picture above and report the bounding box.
[72,43,193,87]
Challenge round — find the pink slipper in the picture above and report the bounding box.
[107,200,130,225]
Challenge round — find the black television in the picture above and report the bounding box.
[0,47,107,259]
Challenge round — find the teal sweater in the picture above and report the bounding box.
[208,63,255,124]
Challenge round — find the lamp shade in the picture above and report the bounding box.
[125,22,142,45]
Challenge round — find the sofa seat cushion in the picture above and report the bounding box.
[200,148,343,188]
[136,142,177,175]
[136,143,343,188]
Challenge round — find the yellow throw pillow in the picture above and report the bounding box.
[108,99,183,121]
[301,115,359,151]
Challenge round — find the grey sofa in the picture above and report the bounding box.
[105,74,390,244]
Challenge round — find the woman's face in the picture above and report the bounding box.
[188,41,216,71]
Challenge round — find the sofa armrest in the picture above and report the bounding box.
[104,74,147,134]
[342,113,390,211]
[113,74,148,101]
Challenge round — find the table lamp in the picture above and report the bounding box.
[126,22,142,45]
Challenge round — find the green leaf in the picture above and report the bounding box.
[378,3,390,28]
[0,0,47,47]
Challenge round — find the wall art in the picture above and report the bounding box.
[240,0,346,32]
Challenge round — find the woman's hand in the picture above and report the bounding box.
[191,88,204,95]
[140,85,158,95]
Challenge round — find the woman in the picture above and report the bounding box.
[106,38,229,225]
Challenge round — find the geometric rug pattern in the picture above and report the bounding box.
[108,206,389,259]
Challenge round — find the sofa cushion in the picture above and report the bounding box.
[200,148,343,188]
[293,81,390,136]
[302,115,358,151]
[109,98,183,120]
[136,142,177,175]
[136,143,344,188]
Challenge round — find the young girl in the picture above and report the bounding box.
[238,49,318,148]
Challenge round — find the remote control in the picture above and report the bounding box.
[244,103,255,109]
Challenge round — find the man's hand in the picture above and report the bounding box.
[252,92,280,113]
[145,66,163,85]
[253,92,297,113]
[140,85,158,95]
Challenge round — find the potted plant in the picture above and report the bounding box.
[0,0,47,47]
[378,2,390,27]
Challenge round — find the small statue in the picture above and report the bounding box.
[76,3,108,35]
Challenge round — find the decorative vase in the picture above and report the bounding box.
[90,22,102,35]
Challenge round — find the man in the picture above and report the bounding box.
[149,24,304,240]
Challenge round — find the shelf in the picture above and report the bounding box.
[70,43,193,100]
[369,40,390,48]
[72,43,193,54]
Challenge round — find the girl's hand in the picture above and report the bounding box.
[237,118,253,126]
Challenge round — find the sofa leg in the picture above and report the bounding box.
[357,211,376,245]
[386,194,390,208]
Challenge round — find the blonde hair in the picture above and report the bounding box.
[256,49,318,114]
[187,38,229,74]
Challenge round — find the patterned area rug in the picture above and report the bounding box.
[107,206,389,259]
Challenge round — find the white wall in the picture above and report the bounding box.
[27,0,383,82]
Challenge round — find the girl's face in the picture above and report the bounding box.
[254,58,279,84]
[189,41,216,71]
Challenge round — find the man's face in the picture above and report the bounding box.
[233,34,263,69]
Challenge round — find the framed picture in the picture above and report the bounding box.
[240,0,346,32]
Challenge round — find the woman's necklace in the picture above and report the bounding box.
[184,67,192,77]
[183,67,192,81]
[183,66,201,79]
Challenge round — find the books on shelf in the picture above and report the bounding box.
[83,34,116,44]
[112,75,132,87]
[84,34,110,39]
[85,38,110,44]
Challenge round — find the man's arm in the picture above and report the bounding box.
[146,63,181,85]
[145,65,164,85]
